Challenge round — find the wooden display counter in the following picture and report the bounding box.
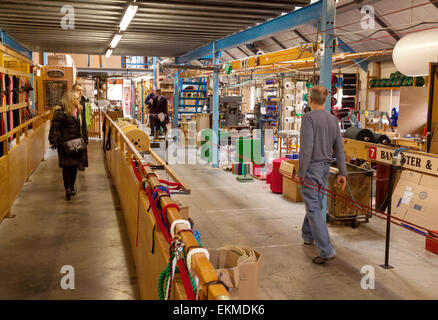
[103,114,228,300]
[0,112,50,222]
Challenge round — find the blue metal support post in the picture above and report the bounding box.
[319,0,336,220]
[212,45,220,168]
[131,81,135,117]
[319,0,335,112]
[140,81,144,124]
[173,72,180,128]
[153,57,158,89]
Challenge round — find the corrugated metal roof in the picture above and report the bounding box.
[0,0,311,57]
[220,0,438,62]
[0,0,437,61]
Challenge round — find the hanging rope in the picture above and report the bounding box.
[294,175,438,243]
[129,156,217,300]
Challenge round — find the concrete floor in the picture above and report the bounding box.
[2,139,438,300]
[0,141,139,299]
[170,163,438,300]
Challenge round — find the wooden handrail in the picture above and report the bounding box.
[104,113,228,300]
[0,102,30,113]
[0,111,50,142]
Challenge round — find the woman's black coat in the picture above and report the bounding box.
[49,106,88,168]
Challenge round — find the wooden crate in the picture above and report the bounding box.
[327,163,373,219]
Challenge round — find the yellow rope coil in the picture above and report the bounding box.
[220,246,257,264]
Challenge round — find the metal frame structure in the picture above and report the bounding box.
[174,0,335,166]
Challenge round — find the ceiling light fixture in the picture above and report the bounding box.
[110,34,122,48]
[119,2,138,31]
[105,49,113,58]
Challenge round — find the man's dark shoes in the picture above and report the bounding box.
[312,255,336,265]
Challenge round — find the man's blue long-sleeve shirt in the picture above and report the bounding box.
[298,109,347,178]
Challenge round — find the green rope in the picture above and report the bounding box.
[157,250,197,300]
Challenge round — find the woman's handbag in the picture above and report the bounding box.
[63,111,86,155]
[63,137,86,155]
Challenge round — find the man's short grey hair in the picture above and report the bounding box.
[309,85,328,105]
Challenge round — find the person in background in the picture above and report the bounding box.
[151,88,169,139]
[294,85,347,265]
[49,91,88,201]
[73,84,92,171]
[145,89,156,137]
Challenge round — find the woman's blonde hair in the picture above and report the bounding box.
[61,90,82,116]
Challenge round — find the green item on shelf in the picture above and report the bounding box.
[395,79,402,87]
[224,62,232,74]
[416,77,425,87]
[306,82,313,89]
[304,93,308,102]
[407,77,413,86]
[394,71,402,79]
[401,79,408,86]
[390,72,396,80]
[369,79,376,88]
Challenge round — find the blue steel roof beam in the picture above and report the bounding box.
[0,29,32,59]
[175,1,323,64]
[336,37,369,72]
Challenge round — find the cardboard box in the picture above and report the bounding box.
[404,210,438,231]
[392,170,438,232]
[279,160,302,202]
[399,170,422,185]
[208,248,262,300]
[48,55,68,66]
[283,177,303,202]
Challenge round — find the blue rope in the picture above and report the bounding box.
[193,230,202,246]
[152,186,170,209]
[152,186,171,230]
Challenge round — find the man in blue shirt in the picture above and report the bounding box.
[294,85,347,265]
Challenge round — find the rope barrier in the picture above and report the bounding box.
[293,175,438,243]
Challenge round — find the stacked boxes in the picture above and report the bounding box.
[391,170,438,232]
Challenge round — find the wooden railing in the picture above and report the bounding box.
[103,113,228,300]
[88,110,102,139]
[0,111,51,222]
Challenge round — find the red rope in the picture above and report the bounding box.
[159,179,182,190]
[130,157,200,300]
[131,159,143,183]
[146,187,173,244]
[135,183,143,247]
[177,258,196,300]
[294,176,438,243]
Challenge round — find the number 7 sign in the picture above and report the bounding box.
[368,146,377,160]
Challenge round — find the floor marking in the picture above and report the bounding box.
[206,207,268,213]
[253,243,303,249]
[191,186,233,190]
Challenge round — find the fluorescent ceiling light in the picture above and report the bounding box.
[105,49,113,58]
[119,4,138,31]
[110,34,122,48]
